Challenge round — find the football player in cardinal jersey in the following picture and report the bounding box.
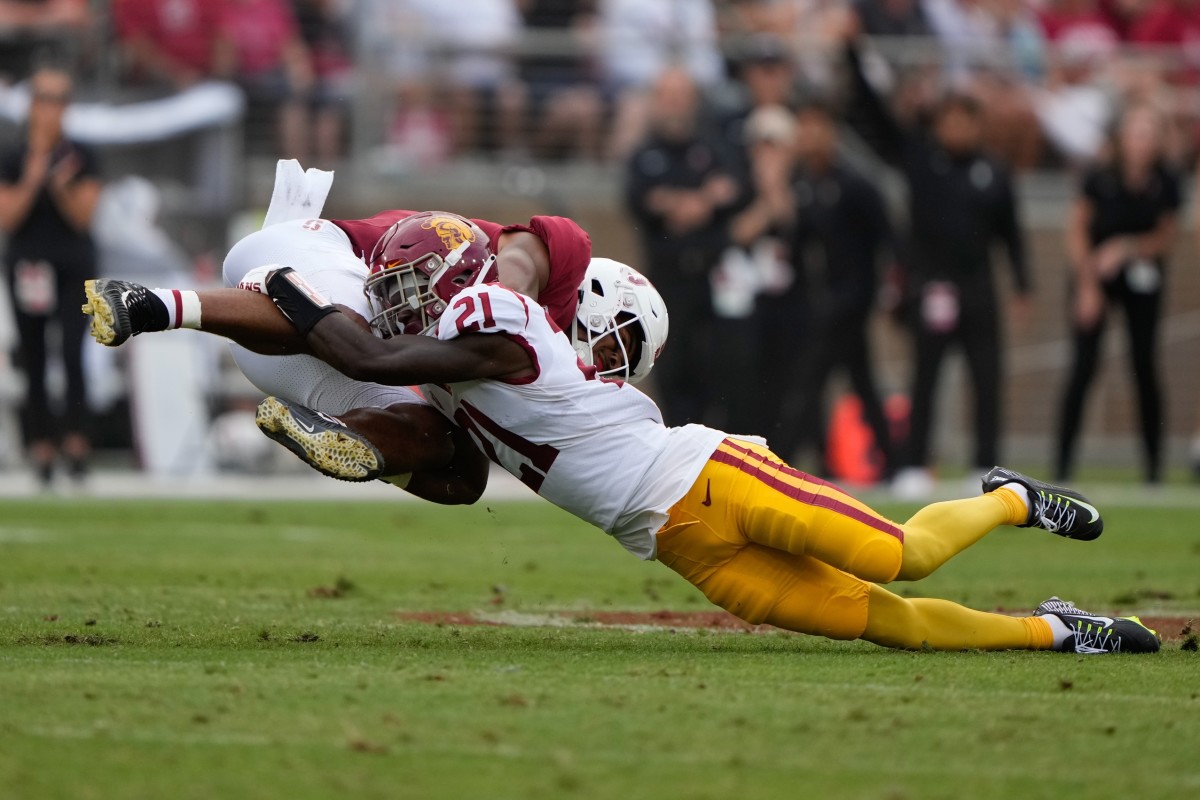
[82,209,591,504]
[252,254,1159,655]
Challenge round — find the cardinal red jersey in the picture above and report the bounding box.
[330,210,590,331]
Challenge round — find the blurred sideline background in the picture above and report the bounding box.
[0,0,1198,494]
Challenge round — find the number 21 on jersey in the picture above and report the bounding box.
[453,293,496,334]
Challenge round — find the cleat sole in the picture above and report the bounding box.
[255,397,382,482]
[82,279,129,346]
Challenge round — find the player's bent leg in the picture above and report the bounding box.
[338,403,491,504]
[894,490,1026,581]
[402,418,489,505]
[256,396,385,481]
[255,397,489,504]
[83,278,310,354]
[862,584,1053,651]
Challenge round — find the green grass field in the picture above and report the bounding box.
[1,497,1198,800]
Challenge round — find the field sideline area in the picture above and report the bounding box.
[1,495,1198,799]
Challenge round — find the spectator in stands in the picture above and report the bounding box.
[721,104,796,434]
[519,0,606,160]
[969,0,1048,170]
[716,34,796,168]
[443,0,528,157]
[853,0,931,37]
[625,66,740,427]
[0,1,91,81]
[1032,0,1125,163]
[1055,103,1180,484]
[717,0,846,91]
[374,0,526,158]
[601,0,724,159]
[219,0,315,160]
[842,27,1031,496]
[774,99,896,477]
[113,0,232,89]
[0,63,100,488]
[291,0,355,165]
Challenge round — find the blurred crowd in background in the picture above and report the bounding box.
[1,0,1199,493]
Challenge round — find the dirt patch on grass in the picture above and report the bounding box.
[395,609,1197,642]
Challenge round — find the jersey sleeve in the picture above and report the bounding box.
[435,284,534,343]
[501,215,591,332]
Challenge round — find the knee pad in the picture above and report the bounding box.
[843,536,903,583]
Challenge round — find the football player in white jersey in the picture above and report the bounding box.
[253,251,1159,655]
[82,210,592,505]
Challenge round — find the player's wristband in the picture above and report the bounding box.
[265,267,338,336]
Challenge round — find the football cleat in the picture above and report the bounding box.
[81,279,169,346]
[981,466,1104,541]
[255,396,383,482]
[1034,596,1160,654]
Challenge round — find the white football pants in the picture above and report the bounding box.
[221,218,422,414]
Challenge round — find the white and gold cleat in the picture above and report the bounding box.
[255,396,383,482]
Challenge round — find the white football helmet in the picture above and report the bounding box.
[572,258,669,384]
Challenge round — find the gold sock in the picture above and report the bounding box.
[864,587,1055,651]
[992,486,1030,526]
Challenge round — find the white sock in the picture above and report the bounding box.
[1040,613,1072,649]
[997,481,1031,515]
[150,289,203,330]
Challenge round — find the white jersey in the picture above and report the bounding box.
[423,284,727,560]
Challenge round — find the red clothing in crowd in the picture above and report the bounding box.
[220,0,300,77]
[113,0,226,76]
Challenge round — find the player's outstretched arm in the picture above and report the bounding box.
[265,268,533,386]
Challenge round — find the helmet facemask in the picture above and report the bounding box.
[365,240,494,337]
[574,309,646,382]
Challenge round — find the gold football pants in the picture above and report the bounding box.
[656,439,1051,649]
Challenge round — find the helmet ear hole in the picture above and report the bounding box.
[590,279,604,296]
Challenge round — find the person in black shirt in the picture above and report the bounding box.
[843,35,1031,491]
[773,100,895,477]
[0,64,101,487]
[626,66,740,426]
[1056,103,1180,484]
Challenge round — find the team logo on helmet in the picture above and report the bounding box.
[421,216,477,251]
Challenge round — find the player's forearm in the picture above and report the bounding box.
[304,312,429,384]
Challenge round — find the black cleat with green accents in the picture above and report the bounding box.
[1034,597,1160,654]
[981,466,1104,541]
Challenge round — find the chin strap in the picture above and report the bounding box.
[265,266,339,335]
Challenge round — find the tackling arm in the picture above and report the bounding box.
[303,313,533,386]
[265,267,533,385]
